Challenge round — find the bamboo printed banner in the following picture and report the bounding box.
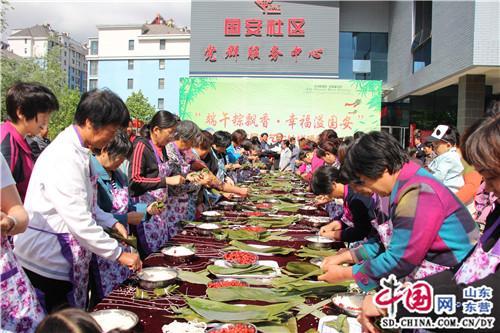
[178,77,381,140]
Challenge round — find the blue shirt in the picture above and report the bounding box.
[226,143,240,163]
[91,155,149,228]
[427,147,464,193]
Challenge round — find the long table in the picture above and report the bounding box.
[92,203,345,332]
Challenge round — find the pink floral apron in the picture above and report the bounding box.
[27,173,99,309]
[341,185,355,228]
[166,142,189,235]
[136,140,171,255]
[454,216,500,284]
[1,235,45,332]
[91,175,131,301]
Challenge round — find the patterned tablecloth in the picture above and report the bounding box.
[92,205,346,333]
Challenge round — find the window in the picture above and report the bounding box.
[89,61,98,75]
[412,1,432,73]
[127,79,133,90]
[90,41,98,55]
[25,39,27,44]
[128,40,134,50]
[338,31,388,82]
[128,60,134,70]
[158,98,164,109]
[158,78,165,89]
[89,79,97,90]
[64,51,67,57]
[159,59,165,70]
[160,39,166,50]
[24,48,27,54]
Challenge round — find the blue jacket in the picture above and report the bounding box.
[91,155,149,228]
[226,143,240,163]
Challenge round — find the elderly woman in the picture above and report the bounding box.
[128,111,185,257]
[1,82,59,201]
[166,120,209,226]
[358,101,500,333]
[90,130,160,302]
[184,131,250,220]
[319,131,479,291]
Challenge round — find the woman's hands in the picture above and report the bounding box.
[165,175,185,186]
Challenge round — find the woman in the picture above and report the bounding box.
[296,149,314,182]
[90,130,161,301]
[279,140,293,171]
[315,138,343,168]
[165,120,208,226]
[311,165,377,244]
[226,129,247,163]
[14,89,142,313]
[358,101,500,333]
[35,308,122,333]
[319,131,479,291]
[1,82,59,201]
[184,131,250,220]
[128,111,185,257]
[1,153,45,333]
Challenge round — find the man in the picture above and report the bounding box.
[414,134,425,161]
[269,133,283,170]
[260,133,269,150]
[27,125,51,162]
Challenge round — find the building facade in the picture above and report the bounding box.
[7,24,88,92]
[190,0,499,142]
[86,14,190,113]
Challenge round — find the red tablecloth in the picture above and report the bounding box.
[92,208,344,332]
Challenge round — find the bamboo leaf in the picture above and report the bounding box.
[206,286,304,303]
[177,270,211,285]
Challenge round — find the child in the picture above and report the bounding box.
[424,125,464,193]
[279,140,293,171]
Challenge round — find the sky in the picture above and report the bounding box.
[2,0,192,44]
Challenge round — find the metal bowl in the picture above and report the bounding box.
[207,323,257,333]
[264,199,280,204]
[298,205,318,215]
[305,193,317,198]
[331,292,365,317]
[310,257,324,267]
[136,267,178,289]
[304,216,332,228]
[161,246,196,264]
[305,236,335,250]
[293,191,308,196]
[90,309,139,331]
[289,196,306,204]
[218,201,238,211]
[231,194,245,202]
[196,223,221,236]
[201,211,222,222]
[207,278,250,289]
[224,251,258,269]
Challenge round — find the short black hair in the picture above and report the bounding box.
[353,131,365,140]
[6,82,59,122]
[73,89,129,130]
[311,165,340,195]
[290,137,296,142]
[213,131,232,148]
[299,148,313,161]
[423,141,433,148]
[282,139,290,148]
[94,129,133,159]
[261,133,268,138]
[250,136,260,145]
[240,139,253,151]
[140,110,178,139]
[343,131,409,179]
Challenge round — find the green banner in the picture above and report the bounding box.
[179,77,381,140]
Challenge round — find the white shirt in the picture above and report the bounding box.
[1,153,15,189]
[14,126,121,281]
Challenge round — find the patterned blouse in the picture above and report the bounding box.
[165,142,201,195]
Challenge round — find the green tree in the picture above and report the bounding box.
[125,90,156,123]
[1,36,80,139]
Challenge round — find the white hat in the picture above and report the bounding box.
[424,125,451,143]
